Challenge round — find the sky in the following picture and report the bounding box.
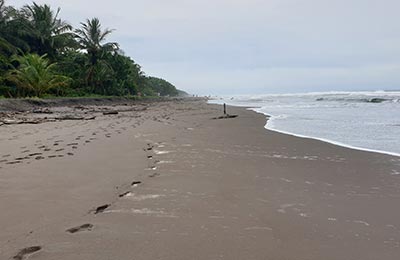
[10,0,400,95]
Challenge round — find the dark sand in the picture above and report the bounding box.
[0,100,399,259]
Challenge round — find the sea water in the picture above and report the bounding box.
[210,91,400,156]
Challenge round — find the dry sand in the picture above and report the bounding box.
[0,99,399,260]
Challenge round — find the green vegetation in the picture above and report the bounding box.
[7,53,70,97]
[0,0,182,98]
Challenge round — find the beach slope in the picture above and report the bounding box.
[0,100,399,260]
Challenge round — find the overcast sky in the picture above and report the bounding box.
[10,0,400,95]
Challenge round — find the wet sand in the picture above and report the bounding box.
[0,100,399,260]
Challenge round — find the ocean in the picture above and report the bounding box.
[210,91,400,157]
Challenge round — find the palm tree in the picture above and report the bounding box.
[74,18,119,92]
[75,18,119,65]
[0,0,11,25]
[0,0,18,94]
[0,0,19,54]
[20,2,75,59]
[7,53,70,97]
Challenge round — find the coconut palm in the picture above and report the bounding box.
[20,2,75,59]
[0,0,12,25]
[7,53,70,97]
[74,18,119,92]
[74,18,119,66]
[0,0,19,54]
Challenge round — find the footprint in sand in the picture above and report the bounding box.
[13,246,42,260]
[66,224,93,234]
[145,144,154,151]
[29,153,42,157]
[119,191,132,198]
[93,204,111,214]
[6,161,22,165]
[148,172,160,178]
[131,181,142,187]
[14,157,28,161]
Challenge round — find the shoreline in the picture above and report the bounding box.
[209,98,400,158]
[1,100,399,259]
[250,107,400,158]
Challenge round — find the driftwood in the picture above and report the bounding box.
[55,115,84,120]
[83,116,96,120]
[0,114,96,126]
[22,119,44,124]
[132,107,147,112]
[74,105,87,110]
[102,111,119,115]
[211,103,238,119]
[89,106,147,114]
[2,118,45,125]
[212,114,238,120]
[2,119,23,124]
[32,108,53,114]
[55,115,96,121]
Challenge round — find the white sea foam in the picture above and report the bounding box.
[210,91,400,157]
[391,170,400,175]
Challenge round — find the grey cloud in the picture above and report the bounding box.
[10,0,400,94]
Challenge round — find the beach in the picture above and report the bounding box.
[0,99,399,260]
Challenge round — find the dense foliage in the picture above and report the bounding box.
[0,0,182,98]
[7,53,71,97]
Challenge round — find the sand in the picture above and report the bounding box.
[0,99,399,260]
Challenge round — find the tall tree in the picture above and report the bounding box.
[74,18,119,66]
[0,0,18,54]
[103,53,143,95]
[74,18,119,92]
[19,2,74,59]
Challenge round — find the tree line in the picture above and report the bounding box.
[0,0,184,98]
